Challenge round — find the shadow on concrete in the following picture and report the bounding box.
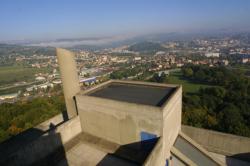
[62,110,69,121]
[97,137,159,166]
[0,112,69,166]
[226,152,250,165]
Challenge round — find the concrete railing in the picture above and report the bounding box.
[182,125,250,156]
[0,115,82,166]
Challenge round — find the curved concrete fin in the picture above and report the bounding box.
[56,48,80,119]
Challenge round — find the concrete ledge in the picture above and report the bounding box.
[179,132,223,165]
[0,115,82,166]
[171,146,197,166]
[182,125,250,156]
[35,113,65,131]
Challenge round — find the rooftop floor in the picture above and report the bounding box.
[87,82,176,106]
[57,132,158,166]
[58,142,136,166]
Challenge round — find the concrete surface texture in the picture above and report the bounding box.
[162,85,182,158]
[209,152,250,166]
[56,48,80,119]
[0,113,64,165]
[0,115,82,166]
[171,147,197,166]
[56,131,155,166]
[171,154,188,166]
[57,142,137,166]
[173,135,218,166]
[143,138,165,166]
[75,80,183,165]
[76,90,163,145]
[181,125,250,156]
[76,81,180,146]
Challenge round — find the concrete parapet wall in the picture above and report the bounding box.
[182,125,250,155]
[1,116,82,166]
[76,95,162,145]
[35,113,65,131]
[51,115,82,144]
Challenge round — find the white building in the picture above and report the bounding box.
[205,53,220,58]
[134,57,141,61]
[35,76,46,81]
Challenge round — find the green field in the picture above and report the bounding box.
[0,66,52,87]
[166,71,215,93]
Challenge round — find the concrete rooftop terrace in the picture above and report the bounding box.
[57,132,158,166]
[86,81,177,107]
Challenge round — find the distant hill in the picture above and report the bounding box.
[70,44,104,51]
[128,42,166,54]
[0,44,55,57]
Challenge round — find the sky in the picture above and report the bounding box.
[0,0,250,41]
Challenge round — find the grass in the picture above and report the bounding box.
[166,71,215,93]
[0,65,52,87]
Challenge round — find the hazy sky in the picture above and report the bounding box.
[0,0,250,41]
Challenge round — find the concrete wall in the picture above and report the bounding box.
[76,94,162,145]
[52,116,82,144]
[1,116,82,166]
[182,125,250,155]
[144,138,165,166]
[141,86,182,166]
[162,86,182,158]
[174,132,222,166]
[75,81,182,166]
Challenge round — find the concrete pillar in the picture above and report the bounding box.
[56,48,80,119]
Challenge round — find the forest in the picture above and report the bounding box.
[181,65,250,137]
[0,95,66,143]
[150,65,250,137]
